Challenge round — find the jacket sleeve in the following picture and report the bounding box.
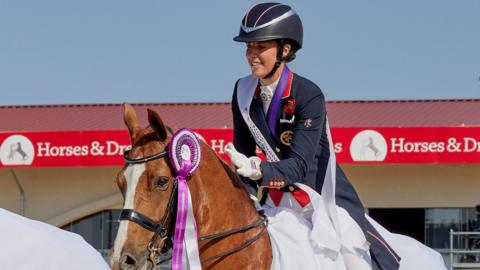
[259,93,326,187]
[231,84,258,195]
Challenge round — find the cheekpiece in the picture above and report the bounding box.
[168,128,202,177]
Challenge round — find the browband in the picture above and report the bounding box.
[123,149,169,165]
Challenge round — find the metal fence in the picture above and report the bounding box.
[450,230,480,270]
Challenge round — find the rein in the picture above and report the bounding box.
[120,147,267,266]
[196,217,267,264]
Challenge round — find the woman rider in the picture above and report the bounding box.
[224,2,401,270]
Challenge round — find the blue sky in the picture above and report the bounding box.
[0,0,479,106]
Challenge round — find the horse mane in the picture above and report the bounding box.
[197,141,259,224]
[200,141,248,190]
[142,124,252,202]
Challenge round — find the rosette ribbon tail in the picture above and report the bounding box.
[171,161,202,270]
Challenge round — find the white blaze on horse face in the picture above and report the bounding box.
[111,163,146,265]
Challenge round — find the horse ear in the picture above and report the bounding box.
[123,103,141,141]
[147,108,167,141]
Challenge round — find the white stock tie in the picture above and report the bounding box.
[259,79,279,115]
[260,86,274,103]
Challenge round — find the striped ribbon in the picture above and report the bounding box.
[171,160,201,270]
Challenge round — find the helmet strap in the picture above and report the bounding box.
[263,39,285,80]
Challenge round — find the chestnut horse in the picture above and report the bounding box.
[110,104,272,270]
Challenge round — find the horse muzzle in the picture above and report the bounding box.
[112,250,153,270]
[115,249,172,270]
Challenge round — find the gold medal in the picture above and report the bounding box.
[280,130,293,146]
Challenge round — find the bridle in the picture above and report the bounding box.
[119,145,268,268]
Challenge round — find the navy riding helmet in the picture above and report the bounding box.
[233,3,303,78]
[233,2,303,50]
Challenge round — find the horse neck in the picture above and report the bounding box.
[189,145,259,235]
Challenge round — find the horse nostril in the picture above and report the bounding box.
[120,253,137,268]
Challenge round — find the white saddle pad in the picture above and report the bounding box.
[265,206,346,270]
[0,208,110,270]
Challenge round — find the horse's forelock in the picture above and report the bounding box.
[130,127,169,150]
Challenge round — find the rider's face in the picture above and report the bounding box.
[245,41,278,79]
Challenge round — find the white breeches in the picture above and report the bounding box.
[264,191,372,270]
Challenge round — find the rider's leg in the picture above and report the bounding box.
[338,207,373,270]
[343,251,372,270]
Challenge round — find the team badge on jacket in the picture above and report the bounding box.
[280,130,293,146]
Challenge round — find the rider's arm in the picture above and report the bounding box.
[259,89,326,188]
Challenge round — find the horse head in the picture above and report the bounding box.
[110,104,271,270]
[111,104,176,269]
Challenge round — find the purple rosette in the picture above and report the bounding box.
[169,128,202,270]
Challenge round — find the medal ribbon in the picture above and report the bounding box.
[266,65,292,137]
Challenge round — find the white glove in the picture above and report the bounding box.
[224,143,263,181]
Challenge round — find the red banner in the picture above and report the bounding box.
[332,127,480,164]
[0,131,130,167]
[1,127,480,167]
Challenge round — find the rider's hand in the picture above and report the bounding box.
[224,143,262,181]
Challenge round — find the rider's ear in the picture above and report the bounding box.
[147,109,167,141]
[123,103,141,142]
[282,43,291,58]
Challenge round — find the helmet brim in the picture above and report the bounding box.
[233,35,285,43]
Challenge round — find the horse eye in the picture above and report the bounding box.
[154,176,170,190]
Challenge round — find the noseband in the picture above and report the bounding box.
[119,144,268,267]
